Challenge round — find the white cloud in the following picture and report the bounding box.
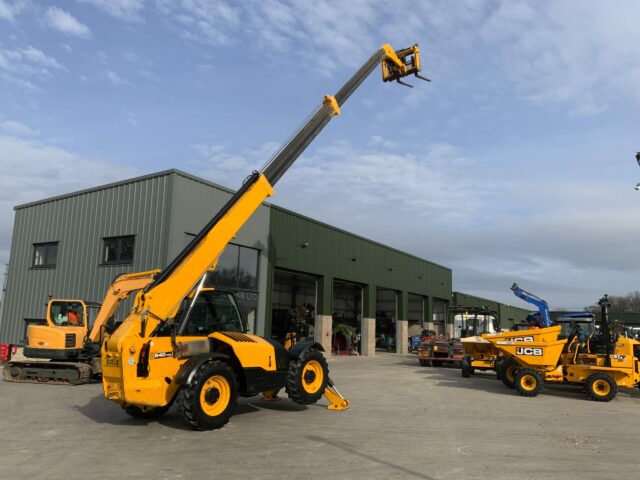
[138,68,160,82]
[0,0,28,22]
[0,134,139,270]
[0,120,38,136]
[45,7,91,39]
[106,69,128,86]
[146,1,640,115]
[478,0,640,115]
[127,111,137,127]
[0,46,64,85]
[78,0,145,22]
[21,46,64,70]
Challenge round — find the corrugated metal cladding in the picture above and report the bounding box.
[0,173,172,343]
[268,206,452,300]
[452,291,531,328]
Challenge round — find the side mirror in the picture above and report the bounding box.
[104,316,118,335]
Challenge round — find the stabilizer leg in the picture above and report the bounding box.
[323,378,349,411]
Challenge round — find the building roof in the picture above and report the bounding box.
[14,168,451,271]
[14,169,235,210]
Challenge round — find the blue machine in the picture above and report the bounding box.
[510,283,553,328]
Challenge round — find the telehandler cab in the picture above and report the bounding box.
[101,43,428,430]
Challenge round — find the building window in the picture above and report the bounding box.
[102,236,135,265]
[32,242,58,268]
[206,243,259,290]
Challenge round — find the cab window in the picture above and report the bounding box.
[50,301,84,327]
[180,291,245,336]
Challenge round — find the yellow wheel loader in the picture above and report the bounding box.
[3,270,158,384]
[486,296,640,401]
[102,43,427,430]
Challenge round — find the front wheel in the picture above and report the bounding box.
[177,360,238,430]
[514,368,543,397]
[585,373,617,402]
[286,349,329,405]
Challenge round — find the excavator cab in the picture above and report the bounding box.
[25,299,101,359]
[382,44,430,87]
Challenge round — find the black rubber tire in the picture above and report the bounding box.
[286,349,329,405]
[514,368,544,397]
[461,360,472,378]
[176,360,238,431]
[585,373,617,402]
[419,360,429,367]
[432,360,442,367]
[124,404,170,419]
[498,358,518,389]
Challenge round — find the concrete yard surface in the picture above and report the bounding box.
[1,354,639,480]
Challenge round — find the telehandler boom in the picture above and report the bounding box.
[3,270,159,384]
[102,43,427,430]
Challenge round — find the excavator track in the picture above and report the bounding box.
[3,361,93,385]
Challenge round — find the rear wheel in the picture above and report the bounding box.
[498,358,518,389]
[177,361,238,430]
[286,349,329,405]
[585,373,617,402]
[419,360,431,367]
[432,360,442,367]
[514,368,543,397]
[124,404,170,419]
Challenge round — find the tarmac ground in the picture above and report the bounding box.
[1,354,639,480]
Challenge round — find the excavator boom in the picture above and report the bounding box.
[87,269,160,343]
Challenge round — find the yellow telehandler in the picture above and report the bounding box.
[101,43,428,430]
[3,270,158,384]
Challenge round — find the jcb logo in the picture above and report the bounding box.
[516,347,542,356]
[512,336,534,342]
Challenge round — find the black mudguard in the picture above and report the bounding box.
[288,341,324,360]
[174,353,230,386]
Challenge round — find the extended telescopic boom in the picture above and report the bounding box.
[138,44,427,323]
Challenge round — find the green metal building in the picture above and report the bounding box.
[0,169,541,355]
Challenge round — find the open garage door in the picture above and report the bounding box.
[433,299,446,335]
[270,269,317,344]
[332,280,362,355]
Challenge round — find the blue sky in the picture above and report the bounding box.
[1,0,639,309]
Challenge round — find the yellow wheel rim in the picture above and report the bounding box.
[200,375,230,417]
[520,374,537,391]
[593,379,611,396]
[302,360,324,394]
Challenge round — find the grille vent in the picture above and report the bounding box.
[220,332,256,343]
